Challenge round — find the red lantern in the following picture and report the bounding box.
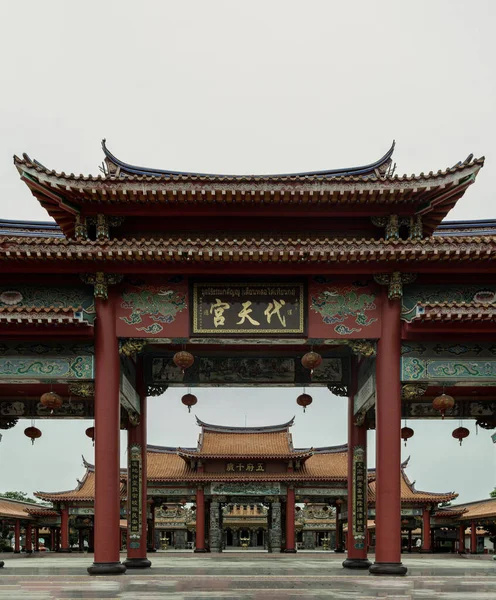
[85,426,95,445]
[301,351,322,375]
[24,426,42,445]
[452,426,470,446]
[297,393,313,413]
[40,391,63,414]
[432,393,455,419]
[173,351,194,373]
[401,426,414,446]
[181,393,198,413]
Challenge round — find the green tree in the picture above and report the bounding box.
[489,488,496,499]
[0,491,38,504]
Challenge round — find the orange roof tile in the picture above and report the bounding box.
[368,467,457,504]
[0,498,35,520]
[453,498,496,521]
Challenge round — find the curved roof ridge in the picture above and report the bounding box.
[102,139,396,179]
[147,444,186,454]
[307,444,348,454]
[195,415,295,433]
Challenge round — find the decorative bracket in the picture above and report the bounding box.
[401,383,428,400]
[147,384,169,397]
[327,384,349,397]
[119,339,148,357]
[374,272,416,300]
[80,272,123,300]
[371,215,423,240]
[346,340,376,357]
[68,382,95,398]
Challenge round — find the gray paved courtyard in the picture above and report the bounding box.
[1,552,495,599]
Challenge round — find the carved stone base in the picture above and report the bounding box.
[342,557,371,569]
[194,548,208,553]
[369,562,408,576]
[59,548,72,553]
[0,560,4,568]
[123,557,151,569]
[283,548,297,553]
[87,562,126,576]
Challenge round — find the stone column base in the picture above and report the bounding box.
[342,558,371,569]
[369,562,408,576]
[0,561,4,568]
[87,562,127,576]
[59,548,72,553]
[194,548,208,553]
[283,548,297,553]
[123,557,151,569]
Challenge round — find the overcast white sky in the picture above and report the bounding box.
[1,1,495,505]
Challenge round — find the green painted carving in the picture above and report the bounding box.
[120,285,187,334]
[0,285,95,324]
[0,356,94,380]
[402,285,496,323]
[310,284,377,335]
[402,357,496,382]
[210,482,281,496]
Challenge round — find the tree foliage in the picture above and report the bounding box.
[489,488,496,499]
[0,491,38,504]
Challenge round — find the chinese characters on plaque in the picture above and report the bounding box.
[225,462,265,473]
[192,282,305,335]
[352,446,367,548]
[128,444,142,548]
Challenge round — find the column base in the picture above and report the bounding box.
[14,551,20,554]
[342,558,371,569]
[334,547,345,553]
[194,548,208,553]
[283,548,297,553]
[369,562,408,576]
[123,557,151,569]
[0,561,4,568]
[87,562,127,576]
[420,549,433,553]
[59,548,72,553]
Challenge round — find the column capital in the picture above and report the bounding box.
[80,272,123,300]
[374,272,416,300]
[119,339,148,357]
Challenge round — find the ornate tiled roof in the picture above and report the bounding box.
[36,458,126,502]
[177,417,313,460]
[2,234,496,268]
[0,219,63,238]
[0,305,89,326]
[367,461,458,504]
[13,146,483,236]
[451,498,496,521]
[0,498,36,519]
[412,302,496,322]
[24,507,59,517]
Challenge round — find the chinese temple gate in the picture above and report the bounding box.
[0,141,493,577]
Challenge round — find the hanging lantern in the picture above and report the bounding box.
[452,426,470,446]
[401,426,414,446]
[301,351,322,375]
[40,391,63,414]
[85,426,95,445]
[297,393,313,413]
[173,351,194,373]
[181,393,198,413]
[24,426,42,445]
[432,393,455,419]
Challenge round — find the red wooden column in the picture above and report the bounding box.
[124,366,151,569]
[26,524,33,554]
[334,501,343,551]
[14,519,20,553]
[78,529,84,552]
[87,293,126,575]
[343,362,371,569]
[421,508,431,552]
[470,521,477,553]
[60,507,71,552]
[34,527,40,552]
[369,287,407,575]
[284,485,296,552]
[194,486,207,552]
[458,523,465,553]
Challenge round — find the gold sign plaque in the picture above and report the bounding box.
[192,282,305,335]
